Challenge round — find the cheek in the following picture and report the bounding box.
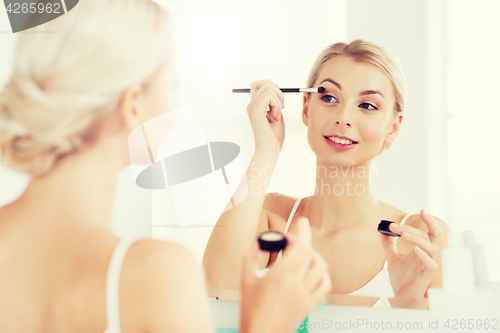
[303,112,320,152]
[357,116,390,144]
[147,90,173,120]
[306,110,324,137]
[146,72,177,118]
[158,93,172,113]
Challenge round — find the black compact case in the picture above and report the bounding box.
[258,230,287,252]
[377,220,401,237]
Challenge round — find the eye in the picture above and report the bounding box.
[359,102,377,110]
[321,94,338,103]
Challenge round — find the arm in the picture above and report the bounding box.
[202,80,285,292]
[131,230,331,333]
[125,240,214,333]
[138,241,214,333]
[203,150,278,291]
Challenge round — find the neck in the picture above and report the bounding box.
[305,157,383,233]
[14,138,125,231]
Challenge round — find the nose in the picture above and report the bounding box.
[336,120,351,127]
[333,106,351,127]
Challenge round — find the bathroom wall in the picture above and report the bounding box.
[2,0,498,282]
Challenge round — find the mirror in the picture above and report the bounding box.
[209,290,429,310]
[145,0,499,312]
[2,0,497,318]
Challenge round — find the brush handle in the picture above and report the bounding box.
[232,88,301,93]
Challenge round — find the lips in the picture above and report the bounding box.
[324,135,358,151]
[324,134,358,144]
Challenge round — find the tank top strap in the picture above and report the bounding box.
[400,213,411,226]
[277,198,302,261]
[393,213,411,244]
[283,198,302,235]
[104,237,143,333]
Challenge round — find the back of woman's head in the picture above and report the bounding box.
[0,0,171,177]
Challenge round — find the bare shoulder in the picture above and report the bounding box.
[403,212,451,248]
[405,213,451,234]
[381,202,451,252]
[263,192,299,229]
[123,239,199,284]
[126,239,196,271]
[381,201,451,242]
[121,240,213,333]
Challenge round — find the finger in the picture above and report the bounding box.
[267,92,283,121]
[282,219,312,267]
[281,219,314,272]
[379,232,399,262]
[257,81,284,112]
[268,113,284,137]
[268,112,284,127]
[413,246,438,277]
[260,80,282,100]
[311,271,332,305]
[305,254,329,292]
[252,80,282,103]
[242,240,261,284]
[420,210,443,244]
[266,81,284,109]
[399,231,440,260]
[273,86,285,110]
[389,222,428,239]
[276,250,315,287]
[287,217,312,247]
[258,89,283,121]
[253,90,282,121]
[250,80,268,99]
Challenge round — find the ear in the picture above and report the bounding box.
[384,113,403,144]
[114,84,146,133]
[302,94,310,126]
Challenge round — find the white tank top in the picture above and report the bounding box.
[263,198,411,308]
[103,237,143,333]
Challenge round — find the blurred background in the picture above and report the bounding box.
[1,0,499,281]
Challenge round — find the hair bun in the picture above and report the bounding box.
[0,0,172,177]
[0,75,88,176]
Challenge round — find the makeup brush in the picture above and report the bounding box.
[232,87,325,93]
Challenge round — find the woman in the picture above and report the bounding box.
[0,1,332,332]
[203,40,451,308]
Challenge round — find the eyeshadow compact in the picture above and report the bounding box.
[377,220,401,237]
[258,230,287,252]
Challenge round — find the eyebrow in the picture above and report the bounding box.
[359,90,385,99]
[319,78,385,99]
[320,78,342,90]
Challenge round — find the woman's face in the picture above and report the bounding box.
[303,57,402,167]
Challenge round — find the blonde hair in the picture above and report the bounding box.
[306,39,407,153]
[0,0,171,176]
